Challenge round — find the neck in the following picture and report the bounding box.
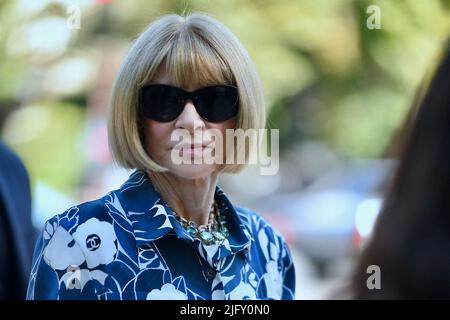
[146,170,219,226]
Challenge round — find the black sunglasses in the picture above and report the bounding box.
[139,84,239,123]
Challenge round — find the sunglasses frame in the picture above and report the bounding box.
[139,84,239,123]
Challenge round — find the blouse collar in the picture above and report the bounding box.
[117,170,252,260]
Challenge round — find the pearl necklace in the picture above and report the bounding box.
[172,201,229,245]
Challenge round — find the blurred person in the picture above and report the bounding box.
[352,42,450,299]
[0,142,35,299]
[26,13,295,300]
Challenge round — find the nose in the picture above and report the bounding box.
[174,99,205,133]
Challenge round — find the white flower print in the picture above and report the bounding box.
[59,268,91,291]
[212,289,225,300]
[261,260,283,299]
[146,283,188,300]
[27,171,296,300]
[245,265,258,288]
[43,226,85,270]
[59,268,109,291]
[211,272,225,300]
[43,221,58,240]
[72,218,117,268]
[228,282,257,300]
[257,229,283,299]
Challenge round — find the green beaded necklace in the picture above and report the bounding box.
[173,201,229,245]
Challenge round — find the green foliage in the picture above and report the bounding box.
[2,101,85,193]
[0,0,449,194]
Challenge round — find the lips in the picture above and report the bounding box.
[182,145,206,155]
[177,143,207,149]
[173,143,213,157]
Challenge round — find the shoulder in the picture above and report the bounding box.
[42,190,124,236]
[35,190,126,271]
[234,205,270,228]
[233,205,288,251]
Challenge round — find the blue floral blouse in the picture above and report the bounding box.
[27,170,296,300]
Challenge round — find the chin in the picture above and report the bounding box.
[168,163,217,180]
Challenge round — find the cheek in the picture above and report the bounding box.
[144,120,172,154]
[213,117,236,142]
[206,118,236,162]
[145,120,169,139]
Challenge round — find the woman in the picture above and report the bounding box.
[27,13,295,300]
[352,43,450,299]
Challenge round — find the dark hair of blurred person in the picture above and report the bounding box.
[352,41,450,299]
[0,142,35,299]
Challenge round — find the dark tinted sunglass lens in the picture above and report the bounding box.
[140,85,183,122]
[196,86,239,122]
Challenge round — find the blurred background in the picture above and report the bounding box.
[0,0,449,299]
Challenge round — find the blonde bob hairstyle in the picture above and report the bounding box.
[107,12,266,173]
